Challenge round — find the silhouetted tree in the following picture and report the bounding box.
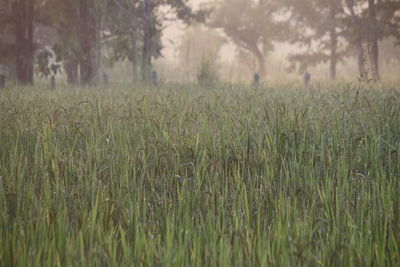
[286,0,346,80]
[13,0,35,85]
[49,0,105,86]
[105,0,205,83]
[177,25,225,80]
[210,0,288,79]
[343,0,400,81]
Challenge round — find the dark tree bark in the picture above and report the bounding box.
[330,30,338,80]
[13,0,35,85]
[78,0,97,85]
[142,0,152,82]
[346,0,368,80]
[253,47,266,79]
[329,0,338,80]
[57,0,80,85]
[357,43,368,80]
[131,38,139,82]
[367,0,380,82]
[65,59,79,85]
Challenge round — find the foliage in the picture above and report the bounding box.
[177,24,226,80]
[285,0,348,77]
[36,48,62,79]
[104,0,206,82]
[210,0,289,78]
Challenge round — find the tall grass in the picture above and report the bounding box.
[0,83,399,266]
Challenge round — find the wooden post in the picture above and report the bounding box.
[252,73,260,88]
[304,72,311,87]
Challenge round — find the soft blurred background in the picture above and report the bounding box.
[0,0,399,86]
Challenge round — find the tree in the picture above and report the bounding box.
[343,0,400,82]
[210,0,287,79]
[0,0,63,84]
[0,1,16,79]
[177,24,225,80]
[78,0,98,85]
[103,0,142,82]
[287,0,400,81]
[47,0,106,86]
[141,0,157,82]
[0,0,57,85]
[285,0,347,80]
[55,0,81,84]
[10,0,35,85]
[103,0,160,83]
[104,0,204,83]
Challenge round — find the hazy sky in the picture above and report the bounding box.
[160,0,295,76]
[162,0,212,61]
[161,0,284,64]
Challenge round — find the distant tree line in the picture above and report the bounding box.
[210,0,400,82]
[0,0,399,86]
[0,0,204,86]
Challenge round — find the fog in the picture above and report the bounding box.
[0,0,399,86]
[156,0,400,83]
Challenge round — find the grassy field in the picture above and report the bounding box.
[0,83,399,266]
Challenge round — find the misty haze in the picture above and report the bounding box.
[1,0,400,266]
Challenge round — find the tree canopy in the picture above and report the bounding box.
[0,0,399,85]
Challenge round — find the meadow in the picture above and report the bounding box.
[0,82,399,266]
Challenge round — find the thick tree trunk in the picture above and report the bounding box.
[367,42,379,82]
[251,46,266,79]
[13,0,35,85]
[65,60,79,85]
[257,56,266,79]
[330,34,337,80]
[131,38,139,82]
[142,0,152,82]
[357,42,368,80]
[367,0,380,82]
[346,0,368,81]
[329,0,337,80]
[58,1,79,85]
[92,19,102,85]
[78,0,97,85]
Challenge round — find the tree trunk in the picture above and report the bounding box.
[329,0,337,80]
[59,1,80,86]
[78,0,96,85]
[131,38,138,82]
[367,0,380,82]
[92,18,102,85]
[330,34,338,80]
[13,0,35,85]
[367,42,379,82]
[253,47,266,79]
[142,0,152,82]
[357,42,368,80]
[65,59,79,85]
[257,56,266,79]
[346,0,368,80]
